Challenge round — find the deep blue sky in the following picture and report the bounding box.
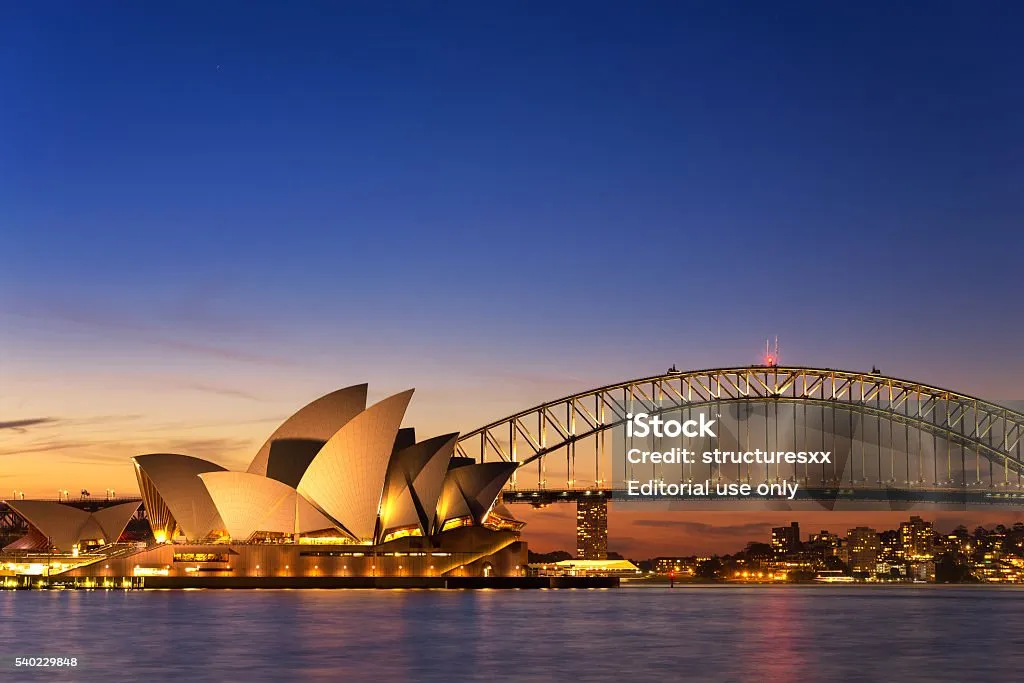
[2,2,1023,402]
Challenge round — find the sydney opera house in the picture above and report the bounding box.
[2,385,528,584]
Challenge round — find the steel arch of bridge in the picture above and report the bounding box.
[454,366,1024,487]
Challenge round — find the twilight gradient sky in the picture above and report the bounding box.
[2,3,1023,556]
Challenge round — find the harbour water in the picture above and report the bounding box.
[2,585,1023,681]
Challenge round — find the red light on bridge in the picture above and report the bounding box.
[763,337,780,367]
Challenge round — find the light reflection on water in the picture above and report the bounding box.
[2,586,1023,682]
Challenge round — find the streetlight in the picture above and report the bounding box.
[46,536,53,587]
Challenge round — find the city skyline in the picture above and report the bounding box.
[617,514,1024,585]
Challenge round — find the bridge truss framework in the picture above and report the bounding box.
[456,366,1024,494]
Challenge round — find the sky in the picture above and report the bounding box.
[2,2,1023,556]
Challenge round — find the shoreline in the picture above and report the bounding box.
[0,575,620,590]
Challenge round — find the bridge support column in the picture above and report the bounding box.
[577,498,608,559]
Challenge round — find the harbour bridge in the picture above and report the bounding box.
[455,366,1024,554]
[3,366,1023,554]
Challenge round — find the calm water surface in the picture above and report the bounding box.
[2,585,1023,682]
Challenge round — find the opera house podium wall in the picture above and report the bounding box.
[59,529,528,584]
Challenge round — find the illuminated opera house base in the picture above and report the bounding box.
[60,528,528,584]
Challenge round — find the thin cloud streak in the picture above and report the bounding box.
[153,338,300,367]
[0,414,145,435]
[3,306,300,368]
[0,436,255,462]
[183,383,266,402]
[0,417,58,431]
[129,415,285,434]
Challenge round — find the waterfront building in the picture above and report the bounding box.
[846,527,881,573]
[939,527,971,555]
[653,557,697,576]
[529,558,640,578]
[900,516,934,560]
[806,530,842,559]
[2,384,528,581]
[879,529,900,564]
[771,522,800,555]
[577,498,608,560]
[907,560,935,582]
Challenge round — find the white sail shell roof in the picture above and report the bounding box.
[133,454,227,541]
[247,384,368,479]
[297,389,414,541]
[379,433,457,539]
[5,500,90,552]
[436,462,518,530]
[91,500,143,542]
[4,499,141,552]
[200,471,336,541]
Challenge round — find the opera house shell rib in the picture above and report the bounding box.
[53,385,527,582]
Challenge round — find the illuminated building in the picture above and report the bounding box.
[907,560,935,582]
[879,530,901,563]
[940,528,971,555]
[4,385,527,581]
[653,557,696,575]
[576,498,608,560]
[900,516,934,560]
[846,526,881,574]
[771,522,800,555]
[529,558,640,578]
[807,530,842,559]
